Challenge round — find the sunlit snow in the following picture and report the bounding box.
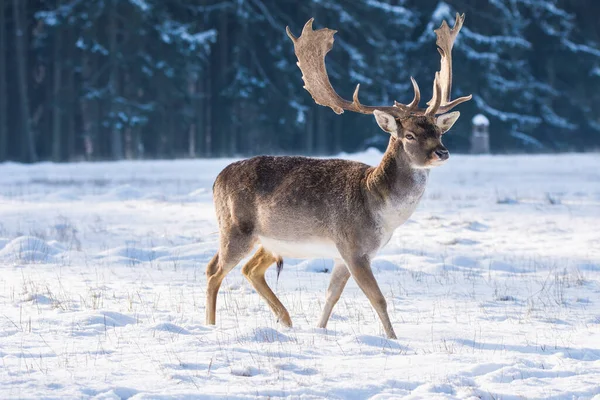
[0,152,599,399]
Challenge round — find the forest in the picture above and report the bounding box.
[0,0,599,162]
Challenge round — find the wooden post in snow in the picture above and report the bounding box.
[471,114,490,154]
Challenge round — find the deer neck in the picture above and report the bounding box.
[366,137,429,210]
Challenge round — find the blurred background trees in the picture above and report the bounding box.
[0,0,598,162]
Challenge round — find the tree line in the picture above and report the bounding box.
[0,0,598,162]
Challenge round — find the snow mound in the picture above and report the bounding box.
[467,221,489,232]
[0,236,63,263]
[102,185,144,200]
[445,255,480,269]
[413,382,455,395]
[78,311,138,329]
[22,293,54,305]
[0,238,10,249]
[298,258,333,273]
[578,262,600,271]
[188,188,209,197]
[230,365,261,377]
[372,258,402,272]
[150,322,190,335]
[97,245,170,264]
[345,334,404,351]
[91,387,138,400]
[45,190,81,201]
[238,327,292,343]
[486,259,527,273]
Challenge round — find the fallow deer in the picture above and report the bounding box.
[206,14,472,339]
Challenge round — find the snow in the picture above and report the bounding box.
[562,39,600,58]
[472,114,489,126]
[1,152,599,399]
[460,27,531,49]
[157,21,217,52]
[541,104,578,130]
[510,131,545,149]
[366,0,410,17]
[474,95,542,125]
[128,0,151,12]
[432,2,452,22]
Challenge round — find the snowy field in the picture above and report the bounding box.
[1,151,599,399]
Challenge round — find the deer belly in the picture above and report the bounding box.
[258,236,341,259]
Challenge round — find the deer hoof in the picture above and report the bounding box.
[278,314,293,328]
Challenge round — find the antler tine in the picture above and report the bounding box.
[436,94,473,113]
[425,73,442,116]
[352,84,363,107]
[407,77,421,110]
[285,26,297,43]
[394,77,421,112]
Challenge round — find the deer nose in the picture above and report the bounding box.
[434,148,449,160]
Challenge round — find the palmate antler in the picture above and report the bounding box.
[428,13,472,111]
[286,14,472,118]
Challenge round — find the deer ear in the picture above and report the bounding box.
[373,110,398,138]
[436,111,460,134]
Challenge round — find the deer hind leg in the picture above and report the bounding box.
[317,259,351,329]
[242,247,292,327]
[206,230,254,326]
[343,254,397,339]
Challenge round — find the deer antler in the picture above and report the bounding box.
[426,13,473,115]
[286,19,419,118]
[286,15,471,118]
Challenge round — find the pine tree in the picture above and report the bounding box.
[1,0,598,160]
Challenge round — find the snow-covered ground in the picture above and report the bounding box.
[0,151,599,399]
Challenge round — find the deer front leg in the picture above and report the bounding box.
[343,254,397,339]
[317,259,350,329]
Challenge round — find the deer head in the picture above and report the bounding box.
[286,14,472,168]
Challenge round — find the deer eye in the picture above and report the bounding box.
[405,133,415,140]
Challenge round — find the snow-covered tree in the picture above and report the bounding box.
[0,0,598,161]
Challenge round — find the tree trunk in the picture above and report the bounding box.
[316,106,327,155]
[195,0,208,157]
[195,76,205,157]
[108,0,122,160]
[0,0,7,160]
[220,11,235,156]
[66,25,76,160]
[80,37,95,160]
[123,73,132,159]
[51,5,62,162]
[305,108,314,154]
[205,55,213,157]
[187,77,196,157]
[156,83,166,157]
[12,0,37,162]
[333,114,342,154]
